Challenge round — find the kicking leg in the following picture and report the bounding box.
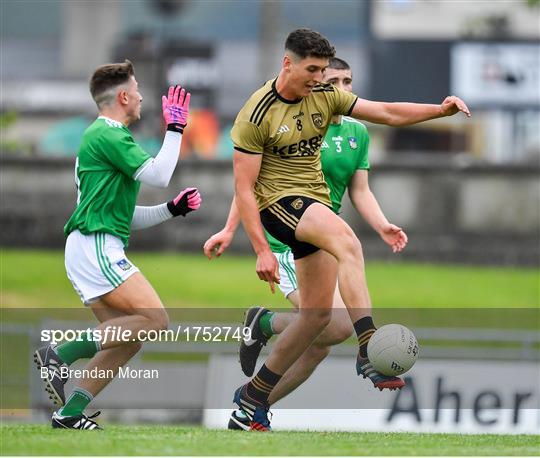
[233,249,336,429]
[267,343,329,405]
[268,285,353,405]
[229,285,353,429]
[296,203,404,390]
[263,249,336,374]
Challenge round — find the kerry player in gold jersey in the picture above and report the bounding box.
[230,28,470,431]
[205,57,410,431]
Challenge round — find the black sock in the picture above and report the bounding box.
[246,364,282,404]
[354,316,376,358]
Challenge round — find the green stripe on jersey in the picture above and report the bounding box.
[95,233,121,287]
[100,233,123,285]
[94,234,116,286]
[279,251,297,289]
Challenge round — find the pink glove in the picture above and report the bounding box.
[162,85,190,133]
[167,187,202,217]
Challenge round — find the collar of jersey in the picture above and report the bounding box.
[98,115,125,127]
[271,79,302,105]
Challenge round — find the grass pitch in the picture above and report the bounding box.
[2,249,538,310]
[2,249,538,332]
[1,250,538,405]
[1,424,538,456]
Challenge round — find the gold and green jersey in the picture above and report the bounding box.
[231,78,357,210]
[266,116,370,253]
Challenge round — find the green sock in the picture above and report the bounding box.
[59,388,93,417]
[259,311,275,338]
[56,332,100,365]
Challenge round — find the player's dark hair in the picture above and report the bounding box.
[285,28,335,59]
[328,57,350,71]
[90,60,135,108]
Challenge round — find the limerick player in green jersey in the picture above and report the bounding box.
[204,57,408,430]
[208,29,470,431]
[33,60,201,430]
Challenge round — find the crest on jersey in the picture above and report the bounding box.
[348,137,357,149]
[291,198,304,211]
[116,259,132,271]
[311,113,323,128]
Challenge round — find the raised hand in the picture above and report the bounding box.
[162,85,191,132]
[440,95,471,118]
[167,187,201,217]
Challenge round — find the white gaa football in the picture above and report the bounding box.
[367,324,419,376]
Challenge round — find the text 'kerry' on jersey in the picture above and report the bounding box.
[231,79,358,211]
[265,116,370,253]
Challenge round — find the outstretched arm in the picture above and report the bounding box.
[134,85,191,187]
[348,170,407,253]
[233,149,279,293]
[203,196,241,259]
[131,187,201,230]
[350,95,470,127]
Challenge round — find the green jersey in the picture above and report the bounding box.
[64,116,152,247]
[321,116,370,213]
[266,116,370,252]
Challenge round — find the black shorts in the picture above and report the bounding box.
[260,196,329,260]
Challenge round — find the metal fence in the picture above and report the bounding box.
[1,319,538,422]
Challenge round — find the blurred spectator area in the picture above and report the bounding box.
[1,0,539,163]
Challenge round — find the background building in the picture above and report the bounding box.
[1,0,539,264]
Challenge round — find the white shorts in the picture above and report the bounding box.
[65,230,139,305]
[273,249,298,298]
